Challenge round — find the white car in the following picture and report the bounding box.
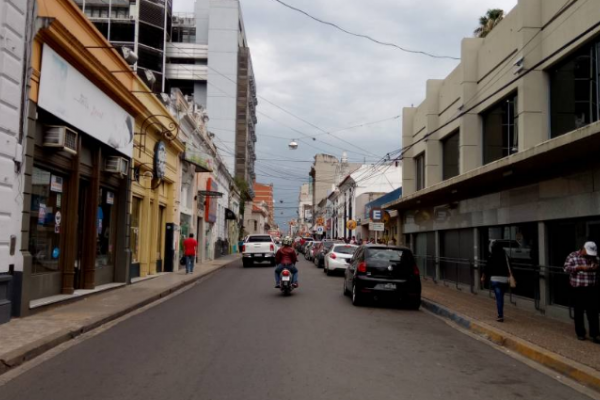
[324,244,358,276]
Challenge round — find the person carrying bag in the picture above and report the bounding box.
[481,241,514,322]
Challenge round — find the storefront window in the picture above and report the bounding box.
[480,223,538,299]
[131,197,141,263]
[96,188,117,269]
[29,167,64,274]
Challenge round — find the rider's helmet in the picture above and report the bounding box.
[282,236,293,246]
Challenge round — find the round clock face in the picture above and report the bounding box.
[154,141,166,180]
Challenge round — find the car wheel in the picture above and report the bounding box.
[351,283,363,306]
[404,297,421,310]
[343,278,350,296]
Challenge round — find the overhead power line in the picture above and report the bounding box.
[271,0,460,60]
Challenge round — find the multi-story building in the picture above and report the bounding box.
[244,201,268,235]
[297,183,312,235]
[309,153,362,220]
[253,182,274,227]
[74,0,173,92]
[0,0,31,323]
[386,0,600,320]
[166,0,257,188]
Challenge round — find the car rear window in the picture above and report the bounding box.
[366,248,403,262]
[247,236,272,243]
[333,245,357,254]
[323,242,336,250]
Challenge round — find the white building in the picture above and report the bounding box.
[167,1,257,189]
[336,163,402,240]
[0,0,30,322]
[297,183,312,236]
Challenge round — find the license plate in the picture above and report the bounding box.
[282,276,291,281]
[375,283,397,290]
[254,254,263,257]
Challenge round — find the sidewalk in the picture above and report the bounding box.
[0,254,240,375]
[420,279,600,391]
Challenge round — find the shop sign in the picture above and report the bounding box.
[370,207,384,222]
[184,143,213,172]
[154,141,167,180]
[38,45,134,158]
[346,220,357,230]
[50,175,63,193]
[369,222,385,232]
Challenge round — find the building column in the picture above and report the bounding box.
[538,221,548,312]
[473,227,481,290]
[434,230,441,281]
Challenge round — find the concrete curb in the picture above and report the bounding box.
[0,257,239,376]
[421,298,600,393]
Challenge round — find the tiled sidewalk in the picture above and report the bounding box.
[0,255,239,374]
[421,279,600,372]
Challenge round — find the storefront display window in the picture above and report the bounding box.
[96,188,117,269]
[480,223,538,299]
[131,197,141,263]
[29,167,64,274]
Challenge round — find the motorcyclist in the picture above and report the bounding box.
[275,236,299,288]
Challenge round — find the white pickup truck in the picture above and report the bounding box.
[242,234,276,268]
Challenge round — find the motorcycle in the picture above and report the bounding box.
[279,268,295,296]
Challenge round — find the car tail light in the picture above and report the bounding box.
[413,265,420,276]
[282,270,290,276]
[242,245,245,252]
[357,261,367,273]
[270,244,274,252]
[330,253,336,259]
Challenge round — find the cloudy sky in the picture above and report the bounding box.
[174,0,518,229]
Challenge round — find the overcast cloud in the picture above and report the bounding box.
[173,0,518,229]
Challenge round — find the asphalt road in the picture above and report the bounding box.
[0,257,591,400]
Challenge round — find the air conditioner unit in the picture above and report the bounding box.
[43,126,78,155]
[105,156,129,177]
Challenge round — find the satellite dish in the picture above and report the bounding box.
[289,140,299,150]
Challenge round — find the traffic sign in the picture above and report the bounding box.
[316,226,324,234]
[346,220,357,230]
[370,207,383,222]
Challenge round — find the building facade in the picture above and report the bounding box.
[0,0,31,322]
[244,201,268,235]
[297,183,312,236]
[387,0,600,320]
[253,182,274,228]
[17,0,183,317]
[166,1,257,187]
[74,0,173,92]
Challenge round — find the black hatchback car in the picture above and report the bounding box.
[343,245,421,309]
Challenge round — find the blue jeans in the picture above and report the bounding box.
[491,281,507,318]
[275,264,298,285]
[185,255,195,273]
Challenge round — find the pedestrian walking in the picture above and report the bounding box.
[564,242,600,343]
[481,241,514,322]
[183,233,198,274]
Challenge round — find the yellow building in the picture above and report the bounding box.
[19,0,183,315]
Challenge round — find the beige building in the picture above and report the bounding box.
[386,0,600,320]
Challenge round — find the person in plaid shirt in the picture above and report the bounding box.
[564,242,599,342]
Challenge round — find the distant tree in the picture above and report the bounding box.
[474,9,505,38]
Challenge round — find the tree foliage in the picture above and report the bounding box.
[474,9,505,38]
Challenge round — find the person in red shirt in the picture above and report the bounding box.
[275,236,298,288]
[183,233,198,274]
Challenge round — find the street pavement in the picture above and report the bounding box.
[0,257,591,400]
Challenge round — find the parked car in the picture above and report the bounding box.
[314,240,342,268]
[343,245,421,309]
[310,241,322,263]
[304,242,315,261]
[242,234,276,268]
[324,244,358,275]
[299,238,314,254]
